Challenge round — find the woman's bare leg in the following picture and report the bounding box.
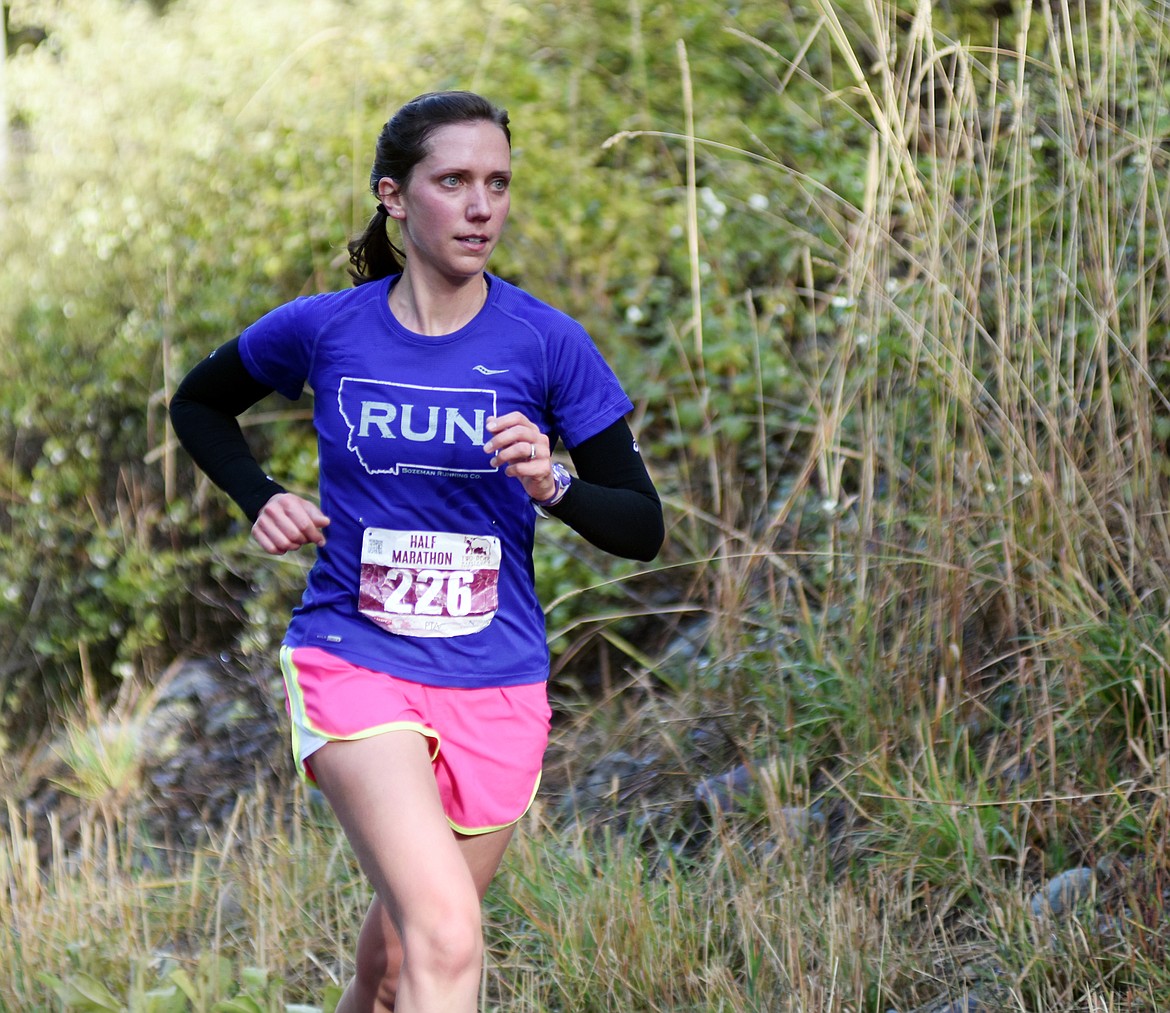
[336,828,515,1012]
[311,731,515,1013]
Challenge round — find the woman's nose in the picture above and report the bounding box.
[466,186,493,220]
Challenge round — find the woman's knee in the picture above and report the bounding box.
[403,890,484,980]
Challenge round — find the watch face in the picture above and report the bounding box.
[536,463,571,507]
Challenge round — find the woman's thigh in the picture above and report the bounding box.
[353,824,515,969]
[310,730,480,929]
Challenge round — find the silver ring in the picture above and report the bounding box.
[529,442,537,460]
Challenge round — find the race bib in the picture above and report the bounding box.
[358,528,501,638]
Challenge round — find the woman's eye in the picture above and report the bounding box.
[440,175,460,187]
[491,178,509,191]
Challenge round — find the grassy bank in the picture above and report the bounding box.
[3,746,1166,1010]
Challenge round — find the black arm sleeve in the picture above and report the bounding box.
[168,337,287,522]
[545,418,664,562]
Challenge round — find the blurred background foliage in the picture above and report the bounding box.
[2,0,1170,756]
[0,0,854,722]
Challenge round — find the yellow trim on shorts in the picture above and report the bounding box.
[279,646,541,830]
[448,771,543,836]
[326,721,440,753]
[279,646,442,781]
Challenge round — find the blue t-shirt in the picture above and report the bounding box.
[238,273,633,688]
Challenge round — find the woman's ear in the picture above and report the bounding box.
[377,176,405,219]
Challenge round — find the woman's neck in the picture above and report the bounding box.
[388,269,488,336]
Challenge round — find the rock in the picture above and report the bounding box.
[206,697,258,736]
[140,700,195,766]
[558,750,658,820]
[585,750,653,786]
[935,998,983,1013]
[776,805,825,839]
[157,658,225,706]
[305,787,331,818]
[20,655,290,863]
[694,763,754,814]
[1030,867,1094,918]
[215,881,246,930]
[686,722,736,766]
[1093,853,1119,879]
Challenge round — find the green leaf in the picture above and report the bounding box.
[239,966,270,992]
[35,972,67,995]
[168,969,199,1003]
[212,998,265,1013]
[39,971,123,1011]
[196,954,233,991]
[140,986,188,1013]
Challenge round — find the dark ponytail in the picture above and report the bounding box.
[346,204,404,284]
[347,91,511,285]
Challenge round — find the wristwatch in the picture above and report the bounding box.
[533,462,572,509]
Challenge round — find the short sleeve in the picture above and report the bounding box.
[237,297,316,401]
[546,319,634,449]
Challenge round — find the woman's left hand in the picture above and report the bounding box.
[484,412,555,502]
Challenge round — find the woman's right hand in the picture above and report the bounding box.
[252,492,330,555]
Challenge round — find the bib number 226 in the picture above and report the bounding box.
[383,568,474,617]
[359,528,501,638]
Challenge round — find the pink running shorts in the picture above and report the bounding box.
[279,645,551,835]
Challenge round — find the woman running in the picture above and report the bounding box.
[169,90,663,1012]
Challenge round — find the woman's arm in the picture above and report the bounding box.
[170,338,330,553]
[168,337,286,521]
[546,419,664,562]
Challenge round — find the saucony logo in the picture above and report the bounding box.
[474,365,509,375]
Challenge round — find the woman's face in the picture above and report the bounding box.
[379,120,512,284]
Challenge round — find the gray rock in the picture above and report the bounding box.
[1030,866,1094,918]
[140,699,194,763]
[206,697,258,736]
[936,998,983,1013]
[584,750,653,789]
[776,805,825,839]
[694,763,754,814]
[215,881,246,930]
[559,750,657,819]
[157,658,224,705]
